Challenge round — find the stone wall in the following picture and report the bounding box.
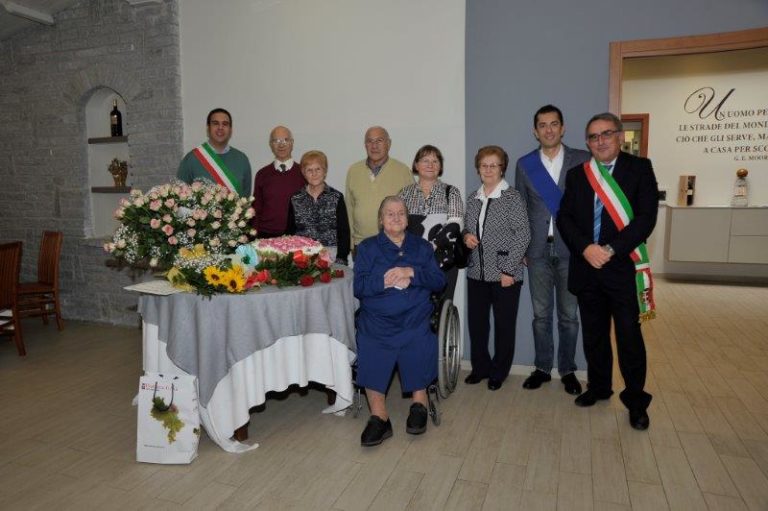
[0,0,182,325]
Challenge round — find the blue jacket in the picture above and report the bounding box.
[354,231,446,342]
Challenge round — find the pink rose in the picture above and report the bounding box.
[168,236,178,245]
[213,209,223,219]
[187,228,196,238]
[162,214,172,223]
[162,224,174,236]
[150,218,161,229]
[186,218,196,227]
[164,198,176,208]
[149,200,162,211]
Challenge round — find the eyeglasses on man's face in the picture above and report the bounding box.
[270,138,293,146]
[587,130,621,143]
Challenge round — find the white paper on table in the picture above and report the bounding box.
[124,280,183,295]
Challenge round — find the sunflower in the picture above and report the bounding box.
[203,266,224,286]
[221,268,246,293]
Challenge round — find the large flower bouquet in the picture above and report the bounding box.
[165,236,345,296]
[104,180,255,269]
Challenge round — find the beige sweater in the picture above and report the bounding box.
[345,158,414,246]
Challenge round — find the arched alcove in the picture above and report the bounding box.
[84,86,130,238]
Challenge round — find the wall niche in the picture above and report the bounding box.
[85,87,130,239]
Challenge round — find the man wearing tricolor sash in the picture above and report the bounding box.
[557,112,658,431]
[177,108,252,197]
[515,105,590,396]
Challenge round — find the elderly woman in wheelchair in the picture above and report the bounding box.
[354,196,446,446]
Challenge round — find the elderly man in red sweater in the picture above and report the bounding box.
[251,125,306,238]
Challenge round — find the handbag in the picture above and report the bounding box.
[434,185,469,270]
[136,372,200,464]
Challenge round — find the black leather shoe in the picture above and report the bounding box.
[522,369,551,389]
[561,373,583,395]
[361,415,393,446]
[464,373,487,385]
[406,403,428,435]
[629,409,650,430]
[574,389,613,407]
[487,377,502,391]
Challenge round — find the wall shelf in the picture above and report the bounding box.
[91,186,131,193]
[88,136,128,144]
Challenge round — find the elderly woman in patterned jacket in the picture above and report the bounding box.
[463,145,531,391]
[286,150,351,264]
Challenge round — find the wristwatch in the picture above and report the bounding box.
[603,244,615,256]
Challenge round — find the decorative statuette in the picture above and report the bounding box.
[730,168,748,207]
[108,158,128,187]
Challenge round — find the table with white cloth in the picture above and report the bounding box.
[138,273,356,453]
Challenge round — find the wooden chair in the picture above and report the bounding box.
[18,231,64,330]
[0,242,25,356]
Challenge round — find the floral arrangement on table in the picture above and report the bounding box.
[164,236,345,295]
[104,180,256,269]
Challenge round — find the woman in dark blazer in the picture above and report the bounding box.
[463,145,531,390]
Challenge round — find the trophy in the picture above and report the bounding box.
[731,168,748,207]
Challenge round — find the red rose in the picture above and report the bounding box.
[245,273,260,289]
[319,271,331,283]
[295,259,308,269]
[317,258,330,270]
[299,274,315,287]
[254,269,270,283]
[333,269,345,278]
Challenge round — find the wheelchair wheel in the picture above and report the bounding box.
[427,384,441,426]
[437,299,462,399]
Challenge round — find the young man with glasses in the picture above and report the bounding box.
[514,105,590,396]
[251,125,305,238]
[557,112,659,430]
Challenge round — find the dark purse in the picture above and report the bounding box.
[434,185,469,270]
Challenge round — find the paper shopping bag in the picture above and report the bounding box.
[136,372,200,464]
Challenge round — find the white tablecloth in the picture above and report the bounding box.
[143,322,355,452]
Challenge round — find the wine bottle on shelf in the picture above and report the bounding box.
[110,99,123,137]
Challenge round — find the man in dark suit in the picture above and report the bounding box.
[515,105,590,396]
[557,112,658,430]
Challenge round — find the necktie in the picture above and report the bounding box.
[279,163,287,173]
[593,164,613,243]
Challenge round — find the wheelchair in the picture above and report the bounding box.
[351,293,462,427]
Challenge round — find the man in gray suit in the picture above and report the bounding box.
[515,105,590,395]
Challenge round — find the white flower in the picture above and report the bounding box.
[116,239,127,249]
[244,208,255,219]
[237,220,246,228]
[211,221,221,230]
[149,257,159,268]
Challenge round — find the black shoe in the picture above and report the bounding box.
[561,373,583,395]
[629,409,650,430]
[522,369,551,389]
[574,389,613,407]
[406,403,428,435]
[361,415,393,446]
[487,377,502,391]
[464,373,487,385]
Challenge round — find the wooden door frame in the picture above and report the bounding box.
[609,27,768,114]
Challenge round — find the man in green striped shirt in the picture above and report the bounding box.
[177,108,252,197]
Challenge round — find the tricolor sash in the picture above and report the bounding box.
[584,158,656,322]
[192,142,242,195]
[520,149,563,218]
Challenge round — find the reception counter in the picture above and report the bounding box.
[666,206,768,264]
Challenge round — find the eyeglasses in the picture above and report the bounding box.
[479,163,502,170]
[270,138,293,145]
[383,211,406,220]
[587,130,621,143]
[365,138,387,146]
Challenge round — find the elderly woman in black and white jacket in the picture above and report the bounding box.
[462,145,531,391]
